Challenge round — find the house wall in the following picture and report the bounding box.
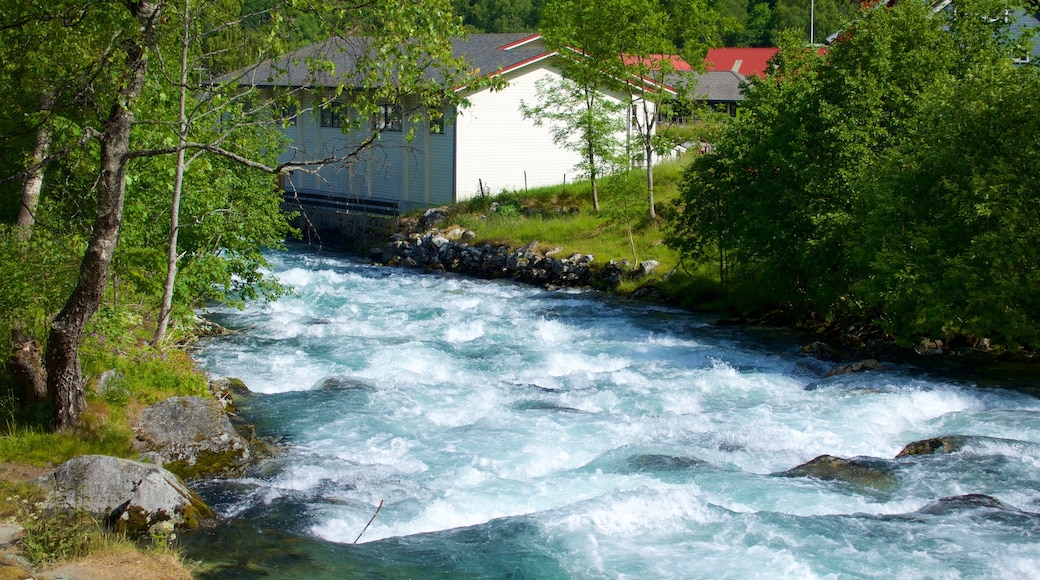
[276,94,456,214]
[276,62,648,211]
[454,64,589,201]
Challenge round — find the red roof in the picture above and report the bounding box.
[703,47,779,78]
[621,54,694,71]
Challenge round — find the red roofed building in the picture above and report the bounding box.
[703,47,779,78]
[621,54,694,71]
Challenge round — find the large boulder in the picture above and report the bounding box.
[37,455,215,536]
[134,396,250,479]
[780,454,897,491]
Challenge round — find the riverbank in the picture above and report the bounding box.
[0,461,195,579]
[361,205,1037,378]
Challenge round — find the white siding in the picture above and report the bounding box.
[455,65,588,201]
[277,61,643,210]
[278,93,456,210]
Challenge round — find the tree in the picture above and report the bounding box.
[1,0,481,430]
[520,74,628,212]
[673,0,1040,347]
[541,0,717,220]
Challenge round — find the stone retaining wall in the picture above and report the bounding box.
[373,228,631,289]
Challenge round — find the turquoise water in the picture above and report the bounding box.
[183,247,1040,579]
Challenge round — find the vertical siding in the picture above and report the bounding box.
[455,64,587,201]
[278,61,637,210]
[424,105,456,208]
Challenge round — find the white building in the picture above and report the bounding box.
[239,33,663,215]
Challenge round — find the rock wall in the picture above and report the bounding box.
[375,229,627,290]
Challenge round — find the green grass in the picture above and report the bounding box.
[439,158,693,299]
[0,425,133,466]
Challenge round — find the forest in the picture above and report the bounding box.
[450,0,863,47]
[671,0,1040,350]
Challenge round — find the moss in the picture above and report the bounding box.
[0,555,33,580]
[163,448,246,480]
[179,493,216,530]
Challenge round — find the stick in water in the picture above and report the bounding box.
[354,499,384,544]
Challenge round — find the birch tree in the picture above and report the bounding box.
[1,0,481,430]
[520,75,627,212]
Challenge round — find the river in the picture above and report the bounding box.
[181,245,1040,579]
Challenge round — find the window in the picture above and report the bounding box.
[320,103,345,128]
[429,108,445,134]
[280,104,298,127]
[376,103,402,132]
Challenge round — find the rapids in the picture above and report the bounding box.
[183,246,1040,579]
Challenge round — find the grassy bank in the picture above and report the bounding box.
[0,307,208,573]
[428,156,727,309]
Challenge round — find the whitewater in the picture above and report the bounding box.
[183,246,1040,579]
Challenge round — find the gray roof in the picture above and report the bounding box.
[228,33,550,89]
[668,70,747,103]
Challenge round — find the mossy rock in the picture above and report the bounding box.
[162,448,249,480]
[781,454,897,491]
[0,553,33,580]
[39,455,216,537]
[135,396,251,479]
[895,436,968,458]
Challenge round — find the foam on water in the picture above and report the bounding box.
[188,247,1040,578]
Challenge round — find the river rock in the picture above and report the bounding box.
[134,396,251,479]
[824,359,883,378]
[208,376,251,413]
[781,454,897,491]
[37,455,215,536]
[420,206,450,229]
[916,494,1015,516]
[381,229,620,289]
[799,341,842,362]
[637,260,660,277]
[895,435,968,458]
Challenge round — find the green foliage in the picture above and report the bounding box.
[672,0,1040,347]
[10,495,101,566]
[454,0,543,32]
[0,425,132,465]
[0,227,82,341]
[520,75,628,210]
[83,346,209,407]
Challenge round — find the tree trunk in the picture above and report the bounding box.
[640,98,656,220]
[584,88,600,212]
[645,145,655,220]
[45,1,161,431]
[15,93,53,240]
[154,0,192,345]
[11,329,47,404]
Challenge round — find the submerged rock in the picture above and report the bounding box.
[917,494,1013,515]
[316,376,376,391]
[134,396,251,479]
[781,454,897,491]
[38,455,215,536]
[618,454,709,473]
[824,359,883,378]
[895,436,968,458]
